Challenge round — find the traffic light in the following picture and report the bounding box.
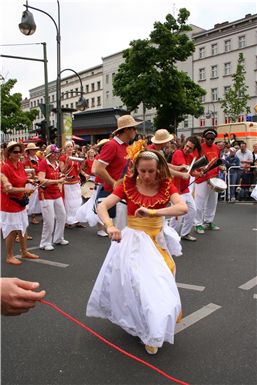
[49,126,57,143]
[35,120,46,140]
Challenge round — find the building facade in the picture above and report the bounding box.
[24,13,257,141]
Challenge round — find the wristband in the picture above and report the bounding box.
[148,209,157,217]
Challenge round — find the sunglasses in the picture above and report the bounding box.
[206,137,215,141]
[12,150,22,154]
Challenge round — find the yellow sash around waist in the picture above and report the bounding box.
[127,216,175,275]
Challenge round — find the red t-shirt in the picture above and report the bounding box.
[38,159,62,200]
[59,154,80,183]
[84,158,94,176]
[0,159,28,212]
[97,138,128,192]
[196,143,220,184]
[113,176,178,215]
[172,149,194,194]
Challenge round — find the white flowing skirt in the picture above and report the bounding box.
[86,227,181,347]
[63,183,82,225]
[75,187,101,227]
[26,183,41,215]
[0,209,28,238]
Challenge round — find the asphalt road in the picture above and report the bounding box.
[1,202,257,385]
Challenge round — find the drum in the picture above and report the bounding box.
[81,181,95,200]
[207,178,227,193]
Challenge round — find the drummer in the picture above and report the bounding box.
[194,128,222,234]
[59,141,85,228]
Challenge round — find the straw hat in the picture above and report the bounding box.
[113,115,143,135]
[25,143,40,151]
[6,141,25,154]
[45,144,60,157]
[151,129,174,144]
[95,139,110,148]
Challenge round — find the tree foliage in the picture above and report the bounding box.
[220,53,251,122]
[0,78,38,133]
[113,8,205,132]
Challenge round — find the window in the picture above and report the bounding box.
[106,74,109,84]
[70,89,73,97]
[211,65,218,78]
[199,68,206,81]
[75,87,79,93]
[97,96,101,106]
[106,90,109,99]
[112,72,115,79]
[184,116,189,128]
[211,43,218,56]
[97,81,101,90]
[224,86,231,94]
[211,88,218,101]
[70,103,74,109]
[225,116,232,124]
[91,83,95,92]
[86,85,89,93]
[201,95,206,103]
[199,47,205,59]
[199,118,206,127]
[91,97,95,107]
[238,35,246,48]
[52,95,55,102]
[237,115,245,122]
[224,39,231,52]
[224,62,231,76]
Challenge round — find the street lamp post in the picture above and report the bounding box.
[60,68,88,112]
[205,102,216,129]
[19,0,62,147]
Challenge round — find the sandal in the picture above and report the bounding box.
[31,218,39,224]
[15,235,20,243]
[27,235,33,240]
[76,223,87,228]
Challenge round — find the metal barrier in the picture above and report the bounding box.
[226,165,256,202]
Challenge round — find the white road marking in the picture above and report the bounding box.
[239,276,257,290]
[175,303,221,334]
[177,283,205,292]
[253,294,257,299]
[15,255,69,268]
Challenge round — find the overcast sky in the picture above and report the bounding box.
[1,0,256,98]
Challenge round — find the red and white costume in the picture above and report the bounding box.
[59,154,82,225]
[87,176,182,348]
[23,155,41,215]
[0,159,29,238]
[38,158,66,248]
[194,143,221,226]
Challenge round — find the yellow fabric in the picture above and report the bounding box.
[127,216,176,274]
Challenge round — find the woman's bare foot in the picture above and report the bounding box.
[6,256,22,265]
[21,252,39,259]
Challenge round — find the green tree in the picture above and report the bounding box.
[0,77,38,133]
[221,53,251,122]
[113,8,206,132]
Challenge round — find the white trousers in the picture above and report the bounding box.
[40,198,66,247]
[169,192,196,236]
[194,181,218,226]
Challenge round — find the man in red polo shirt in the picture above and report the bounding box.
[170,136,202,241]
[94,115,141,233]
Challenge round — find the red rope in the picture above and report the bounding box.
[40,299,190,385]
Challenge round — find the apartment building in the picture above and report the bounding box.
[26,13,257,138]
[29,64,103,130]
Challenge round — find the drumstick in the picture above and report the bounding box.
[187,157,196,174]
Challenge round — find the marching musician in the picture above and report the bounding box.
[59,141,85,228]
[194,128,222,234]
[37,144,69,250]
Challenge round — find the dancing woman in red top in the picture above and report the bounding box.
[0,142,39,265]
[86,146,187,355]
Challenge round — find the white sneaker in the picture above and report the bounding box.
[55,239,69,245]
[40,244,54,251]
[97,230,108,237]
